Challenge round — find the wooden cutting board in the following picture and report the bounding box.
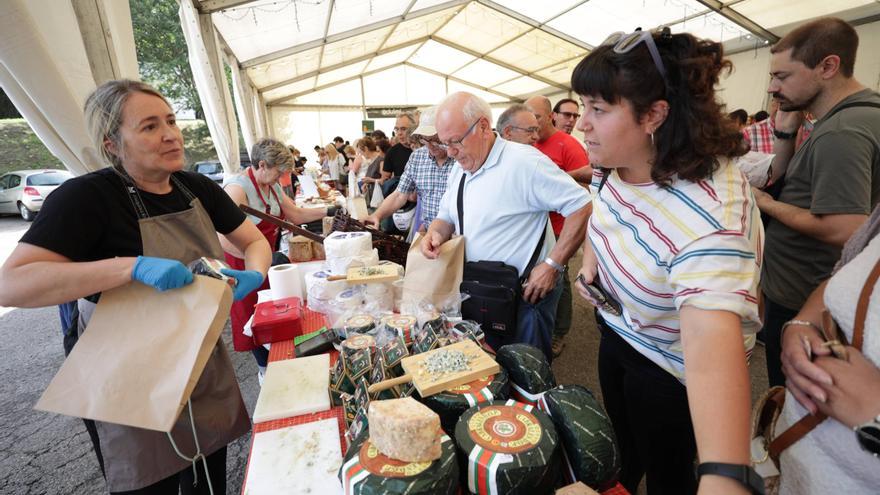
[244,418,343,495]
[326,264,401,284]
[369,340,500,397]
[253,353,330,423]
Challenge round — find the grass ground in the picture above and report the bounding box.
[0,119,218,175]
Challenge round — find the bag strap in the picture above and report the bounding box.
[456,172,547,276]
[768,254,880,460]
[822,100,880,122]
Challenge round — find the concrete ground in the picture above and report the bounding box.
[0,215,768,494]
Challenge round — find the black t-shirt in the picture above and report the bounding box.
[20,168,246,262]
[382,143,412,177]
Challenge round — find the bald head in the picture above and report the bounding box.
[436,91,494,173]
[525,95,555,140]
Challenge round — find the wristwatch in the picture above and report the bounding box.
[773,128,797,140]
[697,462,765,495]
[543,257,564,273]
[855,414,880,458]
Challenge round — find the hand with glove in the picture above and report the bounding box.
[220,268,264,301]
[131,256,194,291]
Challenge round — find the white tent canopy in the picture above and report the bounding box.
[188,0,880,160]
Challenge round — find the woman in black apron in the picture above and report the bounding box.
[0,80,272,494]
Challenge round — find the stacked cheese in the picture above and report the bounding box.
[368,397,442,462]
[323,231,379,276]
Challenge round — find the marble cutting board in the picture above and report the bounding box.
[253,353,330,423]
[244,418,343,495]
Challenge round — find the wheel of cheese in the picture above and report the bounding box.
[344,314,377,336]
[382,314,417,343]
[496,344,556,406]
[539,385,620,488]
[339,430,459,495]
[418,368,510,435]
[454,399,561,495]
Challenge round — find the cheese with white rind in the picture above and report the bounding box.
[368,397,442,462]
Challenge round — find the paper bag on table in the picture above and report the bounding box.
[402,233,464,308]
[35,276,233,432]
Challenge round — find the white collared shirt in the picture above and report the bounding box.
[436,137,590,275]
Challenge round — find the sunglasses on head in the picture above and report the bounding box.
[600,27,671,87]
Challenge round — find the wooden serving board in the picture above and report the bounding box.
[326,264,401,284]
[369,340,499,398]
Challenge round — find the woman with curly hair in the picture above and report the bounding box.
[573,29,763,494]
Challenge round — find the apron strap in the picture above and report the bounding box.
[247,167,285,219]
[112,167,151,220]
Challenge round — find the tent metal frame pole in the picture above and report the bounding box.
[259,36,429,94]
[403,61,519,102]
[313,0,336,96]
[694,0,779,43]
[475,0,592,51]
[240,0,469,68]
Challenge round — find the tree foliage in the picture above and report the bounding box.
[130,0,203,118]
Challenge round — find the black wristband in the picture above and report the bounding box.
[326,206,338,217]
[773,128,797,140]
[697,462,765,495]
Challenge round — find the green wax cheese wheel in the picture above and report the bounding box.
[338,429,459,495]
[541,385,620,488]
[496,344,556,406]
[418,368,510,435]
[454,399,561,495]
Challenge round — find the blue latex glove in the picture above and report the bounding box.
[220,268,264,301]
[131,256,193,291]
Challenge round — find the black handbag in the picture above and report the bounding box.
[456,174,547,335]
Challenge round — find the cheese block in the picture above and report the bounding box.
[339,430,458,495]
[496,344,556,406]
[368,397,442,462]
[454,399,561,495]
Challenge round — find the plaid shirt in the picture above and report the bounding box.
[742,118,774,153]
[396,146,455,225]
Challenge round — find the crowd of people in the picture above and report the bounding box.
[0,14,877,495]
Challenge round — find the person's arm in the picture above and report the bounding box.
[381,152,394,180]
[753,187,866,247]
[364,191,408,227]
[767,109,804,185]
[680,307,751,495]
[222,219,271,277]
[218,183,251,257]
[567,166,593,184]
[523,203,590,303]
[279,192,328,225]
[0,243,136,308]
[350,154,364,175]
[780,280,835,413]
[420,218,455,259]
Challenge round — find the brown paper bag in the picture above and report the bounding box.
[402,233,464,308]
[35,276,233,432]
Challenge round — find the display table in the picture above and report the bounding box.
[241,306,631,495]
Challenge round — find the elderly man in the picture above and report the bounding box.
[552,98,581,135]
[753,17,880,387]
[525,95,592,357]
[365,107,454,233]
[381,111,416,183]
[496,104,539,145]
[423,92,590,360]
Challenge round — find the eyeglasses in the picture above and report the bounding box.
[393,126,411,133]
[600,28,669,86]
[555,112,580,120]
[418,137,442,147]
[510,125,539,133]
[437,119,481,151]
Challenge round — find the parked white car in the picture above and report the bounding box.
[0,169,73,221]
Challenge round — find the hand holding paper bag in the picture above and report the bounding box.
[403,233,464,308]
[36,276,233,432]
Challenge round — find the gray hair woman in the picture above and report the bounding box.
[220,137,334,378]
[0,79,273,493]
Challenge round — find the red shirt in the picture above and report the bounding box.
[534,130,590,235]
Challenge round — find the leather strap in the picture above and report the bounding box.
[852,255,880,350]
[768,255,880,460]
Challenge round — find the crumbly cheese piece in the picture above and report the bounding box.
[368,397,442,462]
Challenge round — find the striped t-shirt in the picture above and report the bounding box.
[590,158,763,382]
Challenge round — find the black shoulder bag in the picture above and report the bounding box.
[457,174,548,335]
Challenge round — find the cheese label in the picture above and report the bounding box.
[359,440,431,478]
[412,325,438,354]
[381,337,408,368]
[468,405,542,454]
[448,375,493,393]
[346,347,372,379]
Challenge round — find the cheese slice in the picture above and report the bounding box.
[368,397,442,462]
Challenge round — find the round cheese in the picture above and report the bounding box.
[496,344,556,406]
[418,368,510,435]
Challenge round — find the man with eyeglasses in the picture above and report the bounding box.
[552,98,581,135]
[525,95,592,357]
[423,92,590,361]
[365,107,454,234]
[380,112,417,192]
[496,104,539,145]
